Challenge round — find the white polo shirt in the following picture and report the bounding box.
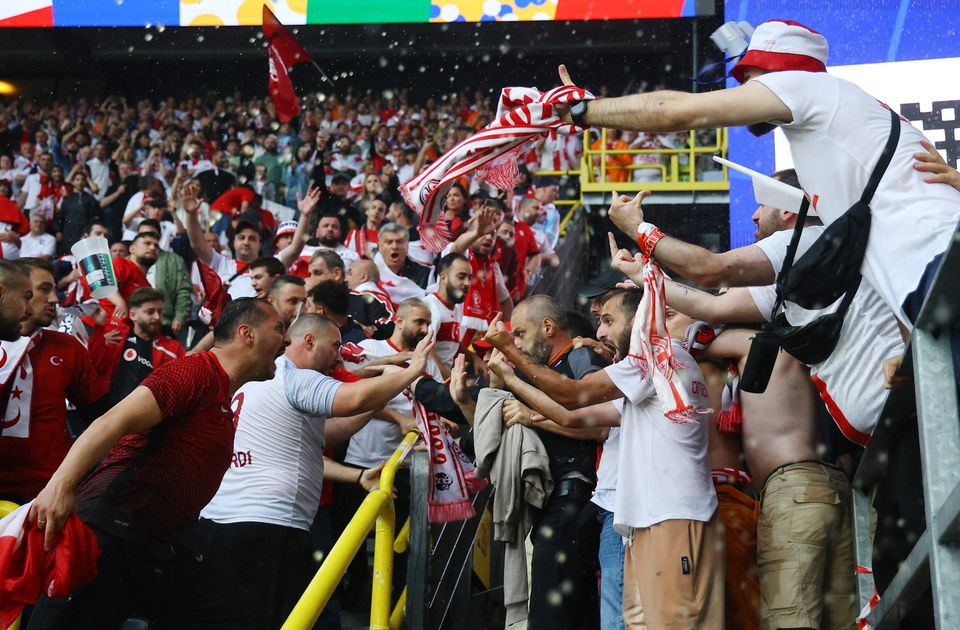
[604,343,715,534]
[201,356,342,531]
[753,71,960,325]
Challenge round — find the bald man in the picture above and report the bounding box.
[506,294,609,630]
[183,314,434,629]
[347,257,395,340]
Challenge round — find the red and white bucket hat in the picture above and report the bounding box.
[731,19,828,84]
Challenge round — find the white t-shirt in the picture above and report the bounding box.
[604,344,716,534]
[20,173,43,211]
[373,252,429,305]
[20,232,55,258]
[424,291,463,368]
[201,356,342,531]
[749,227,904,445]
[345,338,442,468]
[591,400,625,513]
[209,249,255,299]
[753,71,960,325]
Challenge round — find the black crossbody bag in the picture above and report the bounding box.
[740,108,901,394]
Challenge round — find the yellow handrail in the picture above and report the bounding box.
[282,430,420,630]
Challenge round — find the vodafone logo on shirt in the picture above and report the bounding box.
[123,348,137,362]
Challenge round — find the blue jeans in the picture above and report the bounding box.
[597,507,626,630]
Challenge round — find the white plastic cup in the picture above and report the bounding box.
[71,236,118,299]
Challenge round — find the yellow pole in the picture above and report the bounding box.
[394,517,411,554]
[389,586,408,630]
[282,491,388,630]
[283,430,420,630]
[370,499,396,630]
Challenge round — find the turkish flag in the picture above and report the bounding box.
[263,5,311,123]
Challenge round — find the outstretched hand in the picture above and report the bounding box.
[608,190,650,237]
[409,332,435,374]
[297,184,322,216]
[555,64,577,124]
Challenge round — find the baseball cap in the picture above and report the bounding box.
[713,156,812,215]
[731,20,828,84]
[273,220,298,243]
[331,171,351,183]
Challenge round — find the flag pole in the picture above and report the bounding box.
[310,60,336,88]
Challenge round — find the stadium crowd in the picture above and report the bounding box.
[1,17,960,630]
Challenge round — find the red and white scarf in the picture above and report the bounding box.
[0,334,37,439]
[411,398,486,522]
[400,85,593,252]
[627,224,698,424]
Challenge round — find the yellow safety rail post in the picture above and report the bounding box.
[282,430,420,630]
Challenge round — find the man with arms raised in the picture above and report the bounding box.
[185,315,434,628]
[485,289,723,629]
[26,298,288,629]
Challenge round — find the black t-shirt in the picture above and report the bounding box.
[107,335,155,407]
[533,345,609,481]
[402,258,433,289]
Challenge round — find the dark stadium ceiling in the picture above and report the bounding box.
[0,17,718,74]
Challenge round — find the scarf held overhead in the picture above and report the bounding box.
[400,85,593,252]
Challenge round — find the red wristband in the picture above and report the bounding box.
[636,222,664,260]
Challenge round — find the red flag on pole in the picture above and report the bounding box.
[262,5,312,123]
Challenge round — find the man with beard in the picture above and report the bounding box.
[0,258,108,504]
[335,298,438,610]
[493,294,608,630]
[136,221,192,338]
[0,260,32,341]
[440,207,512,343]
[25,298,289,629]
[266,275,307,330]
[486,289,722,630]
[86,287,187,417]
[301,214,359,274]
[423,253,472,371]
[95,231,158,321]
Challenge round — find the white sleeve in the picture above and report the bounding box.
[284,368,343,417]
[754,226,823,275]
[747,285,777,322]
[750,71,839,131]
[604,359,655,404]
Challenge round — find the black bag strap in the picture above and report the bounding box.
[771,107,902,318]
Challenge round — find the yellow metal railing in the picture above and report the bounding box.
[282,430,420,630]
[533,128,728,197]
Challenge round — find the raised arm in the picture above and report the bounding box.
[278,184,320,267]
[559,64,792,132]
[449,206,496,255]
[662,281,765,324]
[182,183,213,265]
[330,335,435,416]
[606,195,775,288]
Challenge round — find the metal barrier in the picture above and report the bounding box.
[579,127,729,193]
[282,430,420,630]
[851,228,959,628]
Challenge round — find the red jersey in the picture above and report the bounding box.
[76,352,235,543]
[512,221,540,300]
[0,330,109,502]
[79,257,150,320]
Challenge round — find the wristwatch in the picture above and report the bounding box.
[569,99,589,128]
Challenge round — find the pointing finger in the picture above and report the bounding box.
[558,64,574,86]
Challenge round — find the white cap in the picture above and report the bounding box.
[713,156,812,215]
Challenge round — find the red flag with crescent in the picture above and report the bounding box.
[262,5,312,123]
